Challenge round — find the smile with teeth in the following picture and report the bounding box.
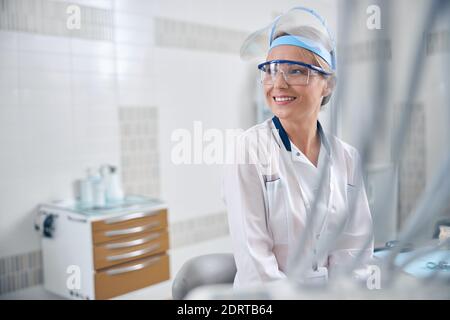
[274,96,296,102]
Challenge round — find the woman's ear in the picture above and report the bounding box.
[322,76,336,97]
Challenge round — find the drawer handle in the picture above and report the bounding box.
[105,256,161,276]
[105,210,162,224]
[104,221,161,237]
[105,232,162,249]
[106,243,161,261]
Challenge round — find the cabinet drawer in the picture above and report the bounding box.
[95,253,170,300]
[94,230,169,270]
[92,209,167,244]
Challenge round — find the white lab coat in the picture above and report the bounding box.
[222,117,374,288]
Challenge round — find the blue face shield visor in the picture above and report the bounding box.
[240,6,337,72]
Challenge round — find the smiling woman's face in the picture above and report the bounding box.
[264,45,330,123]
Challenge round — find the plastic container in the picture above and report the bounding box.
[106,166,124,204]
[79,168,95,208]
[91,168,106,209]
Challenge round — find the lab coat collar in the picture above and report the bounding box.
[271,116,331,158]
[272,116,291,151]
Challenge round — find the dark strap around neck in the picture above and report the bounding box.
[272,116,291,152]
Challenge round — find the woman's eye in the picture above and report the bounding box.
[266,67,278,75]
[290,68,306,75]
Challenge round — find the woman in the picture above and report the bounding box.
[223,7,373,289]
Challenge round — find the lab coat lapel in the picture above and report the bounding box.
[271,117,335,248]
[270,117,310,233]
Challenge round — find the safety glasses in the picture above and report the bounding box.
[258,59,332,86]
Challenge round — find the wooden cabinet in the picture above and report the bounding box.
[95,254,170,300]
[39,199,170,300]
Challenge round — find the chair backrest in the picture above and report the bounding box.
[172,253,236,300]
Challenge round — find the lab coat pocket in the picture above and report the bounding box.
[266,179,288,244]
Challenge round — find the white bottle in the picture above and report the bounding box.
[91,168,106,209]
[105,165,124,204]
[80,168,94,208]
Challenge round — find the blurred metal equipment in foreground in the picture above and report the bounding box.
[178,0,450,300]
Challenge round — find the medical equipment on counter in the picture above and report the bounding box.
[91,169,106,208]
[79,168,103,208]
[78,165,124,209]
[102,165,124,204]
[79,177,93,207]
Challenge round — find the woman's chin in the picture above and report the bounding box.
[270,105,295,119]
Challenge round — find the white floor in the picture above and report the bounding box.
[0,236,232,300]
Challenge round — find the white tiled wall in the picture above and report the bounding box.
[0,0,114,40]
[0,1,120,258]
[120,107,160,197]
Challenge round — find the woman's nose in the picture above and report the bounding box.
[273,71,289,88]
